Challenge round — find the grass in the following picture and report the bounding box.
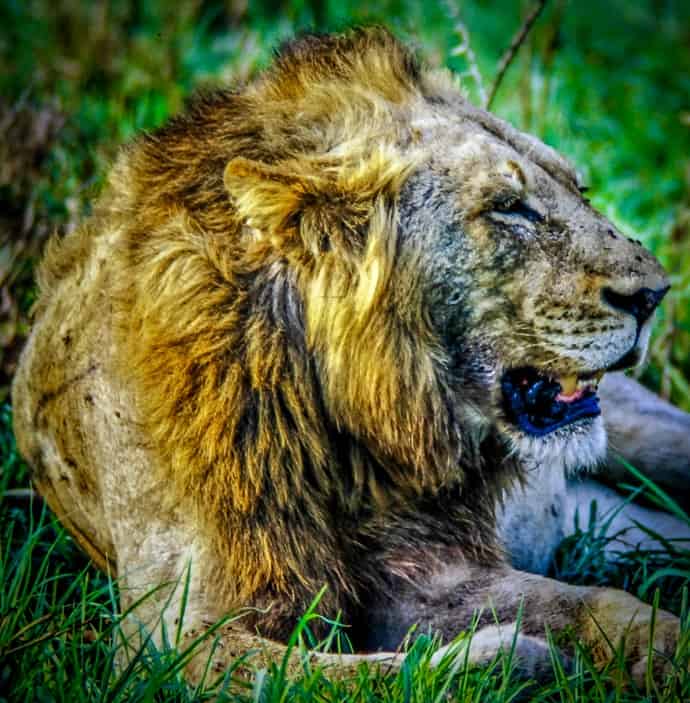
[1,1,690,700]
[2,444,690,701]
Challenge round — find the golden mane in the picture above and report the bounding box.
[35,27,508,633]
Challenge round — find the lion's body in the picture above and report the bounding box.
[12,28,690,683]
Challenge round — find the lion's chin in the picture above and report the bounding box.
[505,415,607,477]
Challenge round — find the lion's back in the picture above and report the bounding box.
[12,218,143,570]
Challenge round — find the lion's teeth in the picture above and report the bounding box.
[556,371,605,395]
[591,370,605,390]
[579,370,605,391]
[559,375,578,395]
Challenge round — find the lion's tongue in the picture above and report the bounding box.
[556,387,585,403]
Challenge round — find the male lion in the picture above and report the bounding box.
[12,28,690,684]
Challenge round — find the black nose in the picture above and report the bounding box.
[602,285,670,327]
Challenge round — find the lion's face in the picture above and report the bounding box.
[396,107,668,472]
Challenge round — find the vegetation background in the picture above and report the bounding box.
[1,1,690,700]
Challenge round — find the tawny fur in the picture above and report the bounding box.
[13,27,689,684]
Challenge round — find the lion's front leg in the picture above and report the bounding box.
[119,559,560,688]
[371,563,680,684]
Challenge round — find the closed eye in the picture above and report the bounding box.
[494,198,544,223]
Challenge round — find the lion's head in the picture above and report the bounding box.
[215,29,668,479]
[116,29,669,586]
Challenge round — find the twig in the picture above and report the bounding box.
[486,0,549,110]
[451,21,487,107]
[2,614,102,657]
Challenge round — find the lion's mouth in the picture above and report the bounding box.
[501,367,604,436]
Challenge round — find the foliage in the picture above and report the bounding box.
[1,0,690,700]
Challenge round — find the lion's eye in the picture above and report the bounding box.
[493,197,544,223]
[495,196,520,212]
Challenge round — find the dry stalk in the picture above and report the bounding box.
[443,1,487,106]
[2,487,41,501]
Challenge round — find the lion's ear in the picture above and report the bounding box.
[226,156,366,256]
[223,157,321,241]
[224,149,416,254]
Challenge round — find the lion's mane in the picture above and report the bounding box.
[36,29,517,637]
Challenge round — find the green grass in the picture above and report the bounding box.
[2,1,690,700]
[2,425,690,701]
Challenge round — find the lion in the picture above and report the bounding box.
[11,28,690,685]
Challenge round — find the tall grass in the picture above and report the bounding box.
[2,468,690,700]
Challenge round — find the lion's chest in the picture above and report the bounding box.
[497,463,568,575]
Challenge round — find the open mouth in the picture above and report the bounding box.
[501,367,604,437]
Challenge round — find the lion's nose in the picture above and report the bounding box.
[602,285,670,327]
